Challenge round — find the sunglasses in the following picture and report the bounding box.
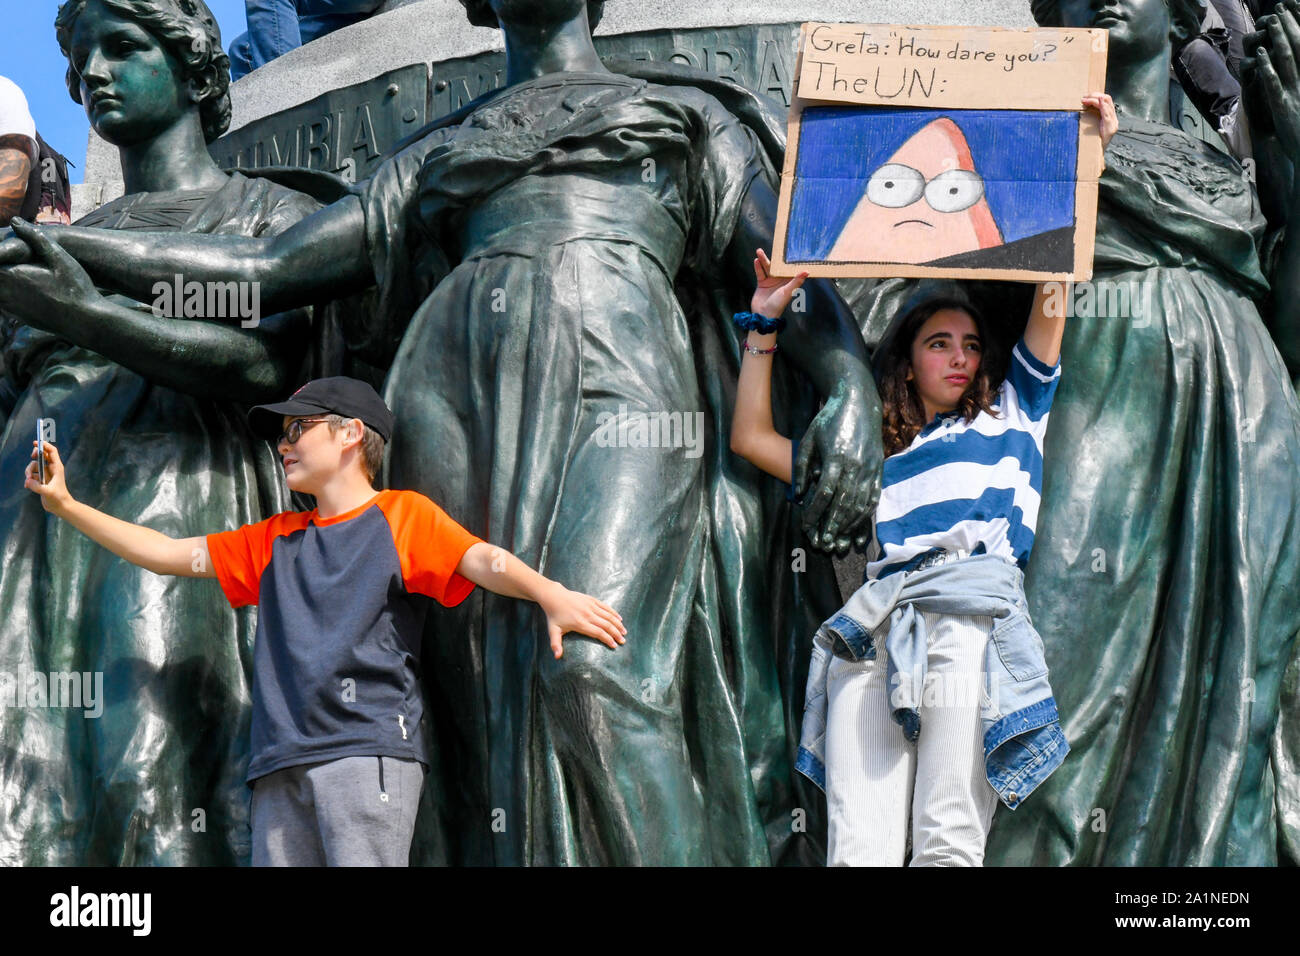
[276,418,332,446]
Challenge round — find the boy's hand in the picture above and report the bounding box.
[538,582,627,659]
[455,542,626,656]
[751,248,808,319]
[25,439,74,515]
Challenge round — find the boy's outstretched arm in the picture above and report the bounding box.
[454,542,626,659]
[24,441,214,578]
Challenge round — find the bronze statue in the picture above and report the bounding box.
[0,0,322,864]
[843,0,1300,865]
[990,0,1300,867]
[2,0,882,864]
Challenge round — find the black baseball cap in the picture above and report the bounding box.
[248,377,395,442]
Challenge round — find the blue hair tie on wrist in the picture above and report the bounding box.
[733,311,787,334]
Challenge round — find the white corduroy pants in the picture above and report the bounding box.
[824,609,1000,866]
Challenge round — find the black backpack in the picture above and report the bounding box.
[20,131,71,222]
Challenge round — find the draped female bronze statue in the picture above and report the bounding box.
[2,0,883,864]
[0,0,322,864]
[839,0,1300,866]
[987,0,1300,865]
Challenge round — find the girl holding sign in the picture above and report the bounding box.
[730,93,1116,865]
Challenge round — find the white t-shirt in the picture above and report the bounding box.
[0,75,36,143]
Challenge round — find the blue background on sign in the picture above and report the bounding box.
[786,105,1079,261]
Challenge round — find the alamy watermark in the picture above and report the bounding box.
[889,669,999,714]
[0,668,103,717]
[151,274,261,328]
[1041,279,1153,326]
[594,405,705,459]
[49,886,150,936]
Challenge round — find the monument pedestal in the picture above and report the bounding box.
[75,0,1031,217]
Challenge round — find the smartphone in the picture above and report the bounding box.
[36,418,54,484]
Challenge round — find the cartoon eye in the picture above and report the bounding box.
[925,169,985,213]
[865,164,925,208]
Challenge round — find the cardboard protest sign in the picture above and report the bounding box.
[771,23,1109,281]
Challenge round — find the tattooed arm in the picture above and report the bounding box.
[0,133,35,228]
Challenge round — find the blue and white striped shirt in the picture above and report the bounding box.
[865,335,1061,580]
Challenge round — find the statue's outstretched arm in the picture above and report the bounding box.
[0,218,311,403]
[1,194,371,316]
[726,176,883,555]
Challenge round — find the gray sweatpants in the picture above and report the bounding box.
[251,755,424,866]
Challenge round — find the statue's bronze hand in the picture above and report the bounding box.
[1251,6,1300,165]
[795,385,883,555]
[0,217,100,332]
[0,231,31,266]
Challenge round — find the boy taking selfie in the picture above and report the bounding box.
[24,377,626,866]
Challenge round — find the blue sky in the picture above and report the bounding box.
[1,0,249,183]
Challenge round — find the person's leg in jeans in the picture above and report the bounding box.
[296,0,387,46]
[227,33,254,82]
[824,642,915,866]
[231,0,303,81]
[309,755,424,866]
[909,609,1000,866]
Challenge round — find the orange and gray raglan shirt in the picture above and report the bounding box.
[205,489,483,784]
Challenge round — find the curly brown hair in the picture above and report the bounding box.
[460,0,605,30]
[55,0,231,144]
[877,297,1001,458]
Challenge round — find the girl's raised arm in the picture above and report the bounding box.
[1024,281,1068,367]
[1023,92,1118,367]
[729,249,804,484]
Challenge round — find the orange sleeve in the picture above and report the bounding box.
[205,511,311,608]
[377,490,484,607]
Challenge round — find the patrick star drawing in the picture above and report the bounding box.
[829,117,1003,263]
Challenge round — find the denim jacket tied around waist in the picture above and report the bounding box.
[795,552,1069,810]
